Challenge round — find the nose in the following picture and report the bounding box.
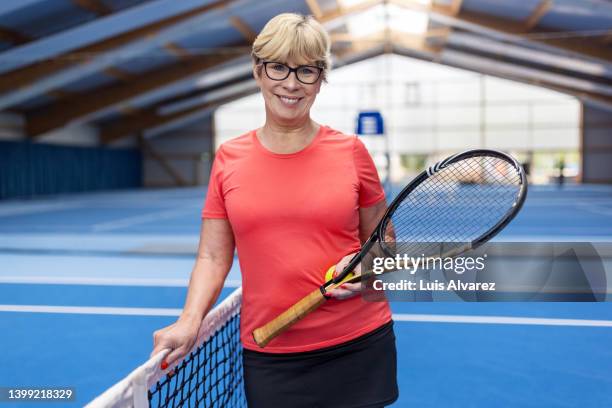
[283,71,300,90]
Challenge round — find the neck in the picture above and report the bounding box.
[258,118,319,154]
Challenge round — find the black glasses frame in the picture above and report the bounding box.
[262,61,323,84]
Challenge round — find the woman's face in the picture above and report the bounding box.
[254,59,322,127]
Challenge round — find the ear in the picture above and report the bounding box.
[253,64,262,88]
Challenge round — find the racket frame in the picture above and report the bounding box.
[328,148,527,289]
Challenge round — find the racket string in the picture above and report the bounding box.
[382,156,522,256]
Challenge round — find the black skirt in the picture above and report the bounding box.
[243,321,398,408]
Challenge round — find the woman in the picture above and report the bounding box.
[151,13,398,407]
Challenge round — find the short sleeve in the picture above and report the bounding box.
[353,137,385,207]
[202,146,228,219]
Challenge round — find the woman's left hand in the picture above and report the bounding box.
[327,252,362,300]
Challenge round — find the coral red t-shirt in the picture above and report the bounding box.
[202,125,392,353]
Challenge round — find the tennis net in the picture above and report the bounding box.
[86,288,245,408]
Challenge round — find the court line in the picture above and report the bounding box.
[91,207,198,232]
[526,199,612,206]
[488,235,612,242]
[494,234,612,242]
[0,202,82,217]
[0,276,241,287]
[1,304,611,328]
[392,314,612,327]
[0,305,182,316]
[0,248,196,258]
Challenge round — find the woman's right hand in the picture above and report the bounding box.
[150,317,200,370]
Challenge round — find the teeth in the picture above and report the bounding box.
[279,96,299,105]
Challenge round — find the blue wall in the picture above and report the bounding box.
[0,141,142,199]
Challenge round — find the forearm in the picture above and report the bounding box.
[180,253,233,325]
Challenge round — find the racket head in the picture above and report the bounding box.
[377,149,527,259]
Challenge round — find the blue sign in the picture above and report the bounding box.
[356,111,384,135]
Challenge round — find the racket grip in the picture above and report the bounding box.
[252,288,327,348]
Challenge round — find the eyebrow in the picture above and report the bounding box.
[272,61,321,68]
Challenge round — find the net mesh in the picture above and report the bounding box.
[85,288,245,408]
[148,313,244,408]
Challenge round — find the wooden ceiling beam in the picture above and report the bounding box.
[45,89,76,100]
[305,0,323,19]
[0,0,234,94]
[318,0,382,24]
[524,0,553,31]
[424,27,452,39]
[25,51,247,137]
[390,31,445,55]
[331,29,443,59]
[100,88,257,144]
[103,67,132,82]
[118,105,142,115]
[229,16,256,42]
[330,32,382,43]
[388,0,429,13]
[449,0,464,16]
[331,29,448,49]
[164,42,191,59]
[0,26,31,45]
[71,0,112,16]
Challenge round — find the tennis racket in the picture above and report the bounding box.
[252,149,528,347]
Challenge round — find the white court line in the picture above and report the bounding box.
[491,235,612,242]
[0,276,188,287]
[392,314,612,327]
[526,198,612,206]
[0,202,82,217]
[1,304,611,328]
[0,305,182,316]
[91,207,198,232]
[0,276,241,288]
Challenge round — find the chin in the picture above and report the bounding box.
[271,108,305,123]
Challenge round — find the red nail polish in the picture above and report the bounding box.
[161,360,168,370]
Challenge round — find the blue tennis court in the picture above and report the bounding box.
[1,184,611,407]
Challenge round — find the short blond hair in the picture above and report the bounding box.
[252,13,331,81]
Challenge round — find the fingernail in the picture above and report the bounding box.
[161,360,168,370]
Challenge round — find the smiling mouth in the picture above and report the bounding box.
[276,95,302,105]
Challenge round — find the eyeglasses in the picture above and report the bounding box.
[262,61,323,84]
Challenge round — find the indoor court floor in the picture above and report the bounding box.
[1,184,611,407]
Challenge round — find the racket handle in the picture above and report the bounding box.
[252,287,327,348]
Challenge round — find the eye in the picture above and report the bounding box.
[270,63,287,72]
[299,67,317,76]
